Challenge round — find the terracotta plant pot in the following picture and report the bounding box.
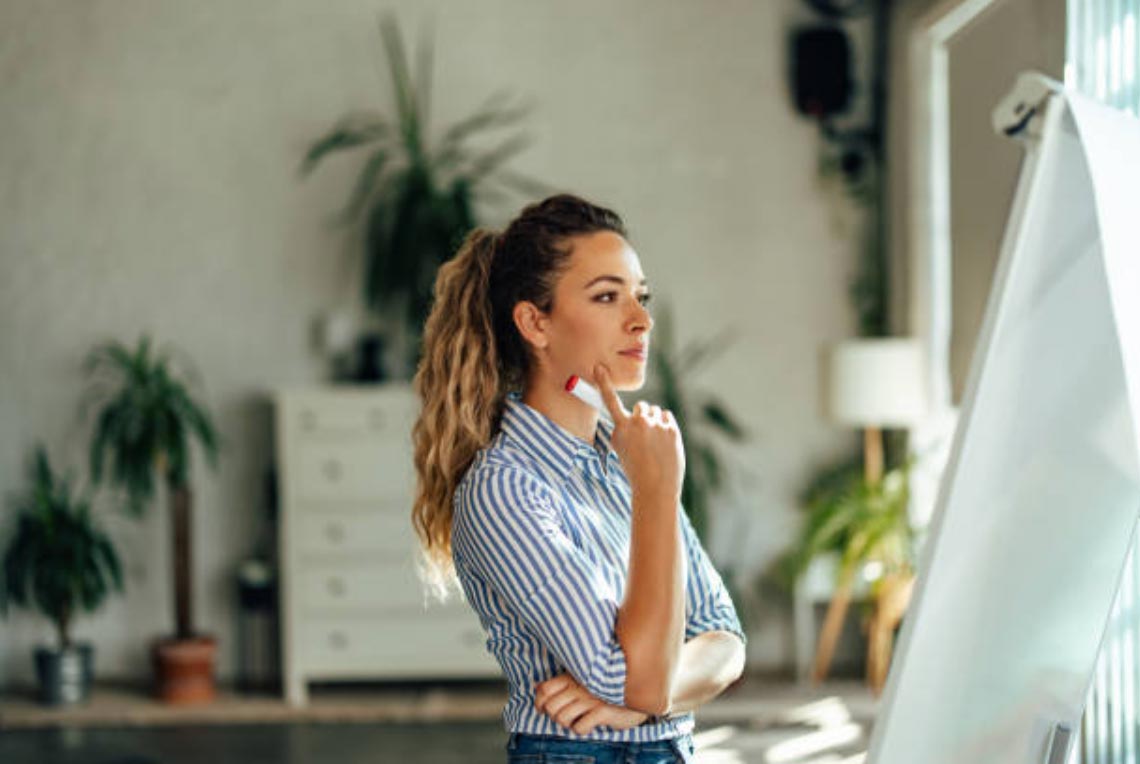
[152,634,217,704]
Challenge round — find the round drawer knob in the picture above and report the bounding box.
[326,577,346,597]
[322,460,342,481]
[328,630,348,649]
[324,523,345,543]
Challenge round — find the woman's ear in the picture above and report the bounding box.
[512,301,550,351]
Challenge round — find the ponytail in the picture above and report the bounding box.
[411,228,503,603]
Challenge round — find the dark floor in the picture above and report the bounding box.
[0,720,511,764]
[0,677,879,763]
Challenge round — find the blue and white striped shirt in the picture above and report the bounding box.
[451,391,747,742]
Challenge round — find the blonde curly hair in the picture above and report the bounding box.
[410,193,628,602]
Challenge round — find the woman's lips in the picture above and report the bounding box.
[619,349,647,361]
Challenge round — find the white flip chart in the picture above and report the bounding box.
[868,74,1140,764]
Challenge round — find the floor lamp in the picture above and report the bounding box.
[812,337,928,691]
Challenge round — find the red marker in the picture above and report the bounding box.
[565,374,613,423]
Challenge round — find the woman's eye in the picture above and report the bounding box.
[593,291,653,305]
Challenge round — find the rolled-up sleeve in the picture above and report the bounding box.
[679,504,748,647]
[454,466,628,705]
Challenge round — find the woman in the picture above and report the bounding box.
[411,194,747,764]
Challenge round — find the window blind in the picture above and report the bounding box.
[1066,4,1140,761]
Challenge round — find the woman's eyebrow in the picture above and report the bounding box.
[583,275,649,289]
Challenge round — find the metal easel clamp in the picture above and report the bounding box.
[991,71,1064,140]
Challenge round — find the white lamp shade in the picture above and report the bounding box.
[824,337,929,427]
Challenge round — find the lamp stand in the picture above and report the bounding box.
[864,425,883,484]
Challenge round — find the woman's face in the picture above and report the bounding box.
[519,230,653,391]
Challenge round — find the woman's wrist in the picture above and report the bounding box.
[638,701,675,726]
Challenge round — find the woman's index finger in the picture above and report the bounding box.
[593,364,628,420]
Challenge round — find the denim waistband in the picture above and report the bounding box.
[507,731,693,753]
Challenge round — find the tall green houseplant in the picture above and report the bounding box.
[83,335,220,702]
[301,12,549,374]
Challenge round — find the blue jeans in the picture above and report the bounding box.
[506,732,696,763]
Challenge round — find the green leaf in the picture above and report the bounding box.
[334,149,391,227]
[701,398,747,440]
[435,91,534,157]
[298,113,391,178]
[462,132,536,185]
[695,442,723,492]
[379,12,421,157]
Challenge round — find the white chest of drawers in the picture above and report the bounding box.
[274,385,500,704]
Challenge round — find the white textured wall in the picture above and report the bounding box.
[0,0,862,687]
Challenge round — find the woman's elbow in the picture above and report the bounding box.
[623,685,670,716]
[618,629,680,714]
[622,655,675,714]
[725,636,747,683]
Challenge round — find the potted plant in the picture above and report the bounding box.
[642,301,749,544]
[778,453,917,693]
[300,11,551,378]
[0,445,124,706]
[82,335,220,704]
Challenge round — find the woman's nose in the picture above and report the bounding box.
[629,301,653,332]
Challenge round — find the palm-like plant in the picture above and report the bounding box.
[642,302,748,543]
[781,455,917,686]
[300,12,550,372]
[1,445,124,649]
[83,335,219,641]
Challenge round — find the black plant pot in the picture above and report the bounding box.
[354,333,389,383]
[34,642,94,706]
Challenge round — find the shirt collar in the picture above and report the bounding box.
[500,391,618,480]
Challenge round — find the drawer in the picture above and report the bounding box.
[291,510,413,556]
[298,611,498,676]
[297,559,426,612]
[286,389,417,439]
[294,439,413,503]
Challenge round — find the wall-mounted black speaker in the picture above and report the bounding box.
[791,26,853,119]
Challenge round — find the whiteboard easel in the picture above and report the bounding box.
[868,73,1140,764]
